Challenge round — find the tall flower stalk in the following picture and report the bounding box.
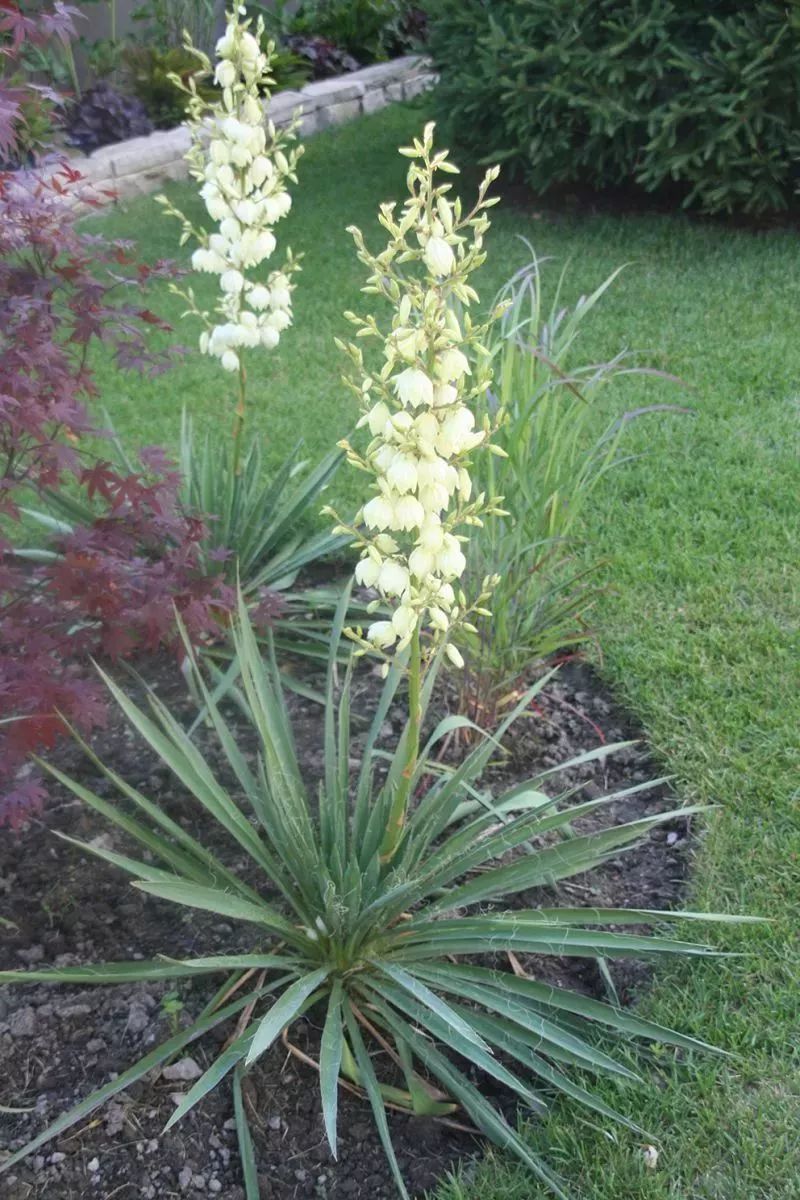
[157,5,302,476]
[329,122,507,859]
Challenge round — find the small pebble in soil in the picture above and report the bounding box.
[8,1006,37,1037]
[127,1000,150,1033]
[16,944,44,964]
[162,1056,203,1082]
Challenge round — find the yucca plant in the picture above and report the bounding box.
[0,590,742,1199]
[461,244,683,729]
[0,122,748,1200]
[178,409,347,598]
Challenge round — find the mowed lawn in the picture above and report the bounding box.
[87,103,799,1199]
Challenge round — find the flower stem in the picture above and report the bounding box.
[380,624,422,864]
[232,361,247,478]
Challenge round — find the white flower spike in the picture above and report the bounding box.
[332,123,507,664]
[157,6,303,373]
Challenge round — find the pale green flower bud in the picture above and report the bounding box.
[445,643,465,669]
[423,235,455,277]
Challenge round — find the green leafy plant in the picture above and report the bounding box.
[264,45,313,92]
[178,410,347,598]
[460,246,684,730]
[161,989,184,1035]
[424,0,800,215]
[0,590,746,1198]
[124,46,216,128]
[131,0,218,55]
[255,0,421,66]
[290,0,397,63]
[0,74,56,165]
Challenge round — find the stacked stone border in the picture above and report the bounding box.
[66,57,434,212]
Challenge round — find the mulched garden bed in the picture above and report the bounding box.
[0,653,695,1199]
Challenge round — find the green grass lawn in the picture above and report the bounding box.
[88,103,799,1199]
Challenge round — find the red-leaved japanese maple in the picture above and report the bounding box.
[0,3,232,826]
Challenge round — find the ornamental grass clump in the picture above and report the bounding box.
[459,246,685,733]
[0,128,753,1200]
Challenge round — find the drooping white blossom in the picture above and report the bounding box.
[156,6,303,373]
[328,124,507,663]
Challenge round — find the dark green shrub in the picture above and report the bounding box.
[424,0,800,214]
[256,0,424,66]
[123,47,216,129]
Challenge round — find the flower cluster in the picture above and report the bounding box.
[330,123,506,664]
[157,6,302,373]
